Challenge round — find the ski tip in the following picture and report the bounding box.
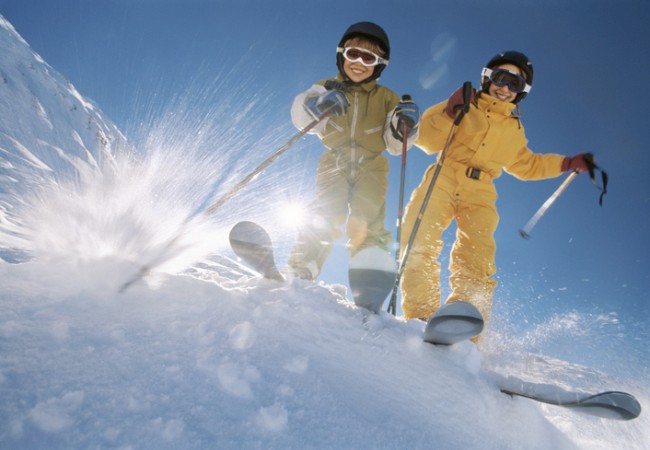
[433,301,483,320]
[229,221,268,243]
[500,387,642,421]
[423,301,484,345]
[348,273,395,313]
[349,247,397,314]
[576,391,642,421]
[229,220,284,281]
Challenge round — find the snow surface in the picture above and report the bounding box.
[0,14,648,450]
[2,258,648,449]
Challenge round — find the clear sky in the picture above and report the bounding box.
[1,0,648,374]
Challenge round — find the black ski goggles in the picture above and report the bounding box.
[481,67,531,94]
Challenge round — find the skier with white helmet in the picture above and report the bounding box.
[287,22,420,281]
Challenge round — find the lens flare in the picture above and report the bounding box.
[279,202,306,228]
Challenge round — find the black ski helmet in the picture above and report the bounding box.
[482,51,534,103]
[336,22,390,82]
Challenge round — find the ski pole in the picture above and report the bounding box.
[396,82,473,283]
[519,170,578,239]
[204,106,334,215]
[387,96,412,316]
[520,153,607,238]
[118,107,334,293]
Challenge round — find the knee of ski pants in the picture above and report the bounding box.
[450,200,499,278]
[346,197,389,252]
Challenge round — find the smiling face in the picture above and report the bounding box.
[487,63,524,103]
[341,37,384,83]
[342,54,374,83]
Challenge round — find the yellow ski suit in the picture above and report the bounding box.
[288,75,415,278]
[401,93,566,328]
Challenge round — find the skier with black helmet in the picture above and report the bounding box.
[287,22,420,281]
[399,50,592,339]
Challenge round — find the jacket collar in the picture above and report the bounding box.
[477,93,517,117]
[336,73,377,92]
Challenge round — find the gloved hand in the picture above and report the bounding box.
[305,89,349,118]
[561,153,592,173]
[391,96,420,141]
[444,85,476,119]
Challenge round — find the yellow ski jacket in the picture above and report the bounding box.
[417,93,565,180]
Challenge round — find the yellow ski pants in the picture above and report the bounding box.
[400,161,499,328]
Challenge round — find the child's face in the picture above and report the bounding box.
[343,53,375,83]
[487,63,523,103]
[341,38,384,83]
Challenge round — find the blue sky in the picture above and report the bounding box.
[1,0,648,374]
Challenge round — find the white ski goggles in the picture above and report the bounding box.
[337,46,388,67]
[481,67,531,93]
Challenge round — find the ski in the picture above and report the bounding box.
[498,376,641,421]
[228,221,285,281]
[348,247,397,313]
[229,222,397,313]
[423,301,484,345]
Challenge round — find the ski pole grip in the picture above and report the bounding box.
[323,79,349,92]
[454,81,473,125]
[398,94,414,136]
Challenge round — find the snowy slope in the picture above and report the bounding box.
[0,14,648,450]
[1,258,648,449]
[0,16,133,254]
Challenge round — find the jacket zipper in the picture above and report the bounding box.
[350,92,359,179]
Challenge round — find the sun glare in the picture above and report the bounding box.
[280,202,307,228]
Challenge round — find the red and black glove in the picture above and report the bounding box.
[561,153,592,173]
[444,85,476,119]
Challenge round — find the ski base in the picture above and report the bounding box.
[423,301,484,345]
[229,221,284,281]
